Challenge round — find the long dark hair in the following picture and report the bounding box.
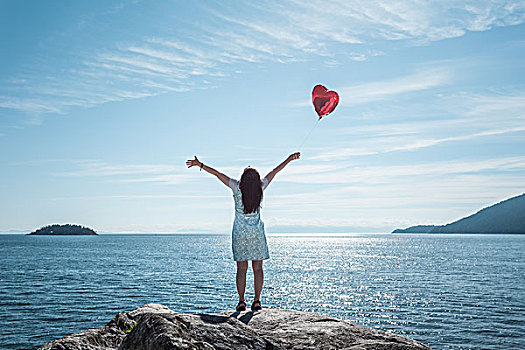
[239,168,263,214]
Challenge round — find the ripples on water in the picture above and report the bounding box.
[0,234,523,349]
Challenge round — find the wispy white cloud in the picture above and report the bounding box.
[42,165,524,232]
[261,176,524,232]
[1,1,523,117]
[311,125,525,161]
[118,174,190,185]
[50,159,242,185]
[340,68,450,105]
[227,1,525,49]
[50,155,519,193]
[309,88,525,160]
[292,66,452,109]
[53,160,195,185]
[55,160,179,177]
[0,99,62,114]
[279,156,525,184]
[96,222,227,234]
[11,158,71,166]
[463,93,525,117]
[389,126,525,152]
[98,54,176,75]
[48,194,228,201]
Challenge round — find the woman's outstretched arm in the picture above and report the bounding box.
[264,152,300,186]
[186,156,230,188]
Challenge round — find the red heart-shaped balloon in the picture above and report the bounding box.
[312,84,339,119]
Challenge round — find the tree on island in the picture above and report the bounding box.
[27,224,98,235]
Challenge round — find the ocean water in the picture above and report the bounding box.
[0,233,523,350]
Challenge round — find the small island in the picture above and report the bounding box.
[27,224,98,236]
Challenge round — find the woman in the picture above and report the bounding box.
[186,152,300,311]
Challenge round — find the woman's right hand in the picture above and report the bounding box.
[287,152,300,162]
[186,156,201,168]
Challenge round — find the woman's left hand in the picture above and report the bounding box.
[186,156,201,168]
[287,152,301,162]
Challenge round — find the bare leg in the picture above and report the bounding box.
[252,260,264,302]
[236,261,248,302]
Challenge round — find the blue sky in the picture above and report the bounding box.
[1,0,524,233]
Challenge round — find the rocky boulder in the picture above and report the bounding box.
[39,303,431,350]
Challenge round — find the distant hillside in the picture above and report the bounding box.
[393,193,525,234]
[392,225,435,233]
[27,224,97,235]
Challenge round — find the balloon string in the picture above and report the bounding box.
[297,118,320,150]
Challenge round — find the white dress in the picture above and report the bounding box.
[228,177,270,261]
